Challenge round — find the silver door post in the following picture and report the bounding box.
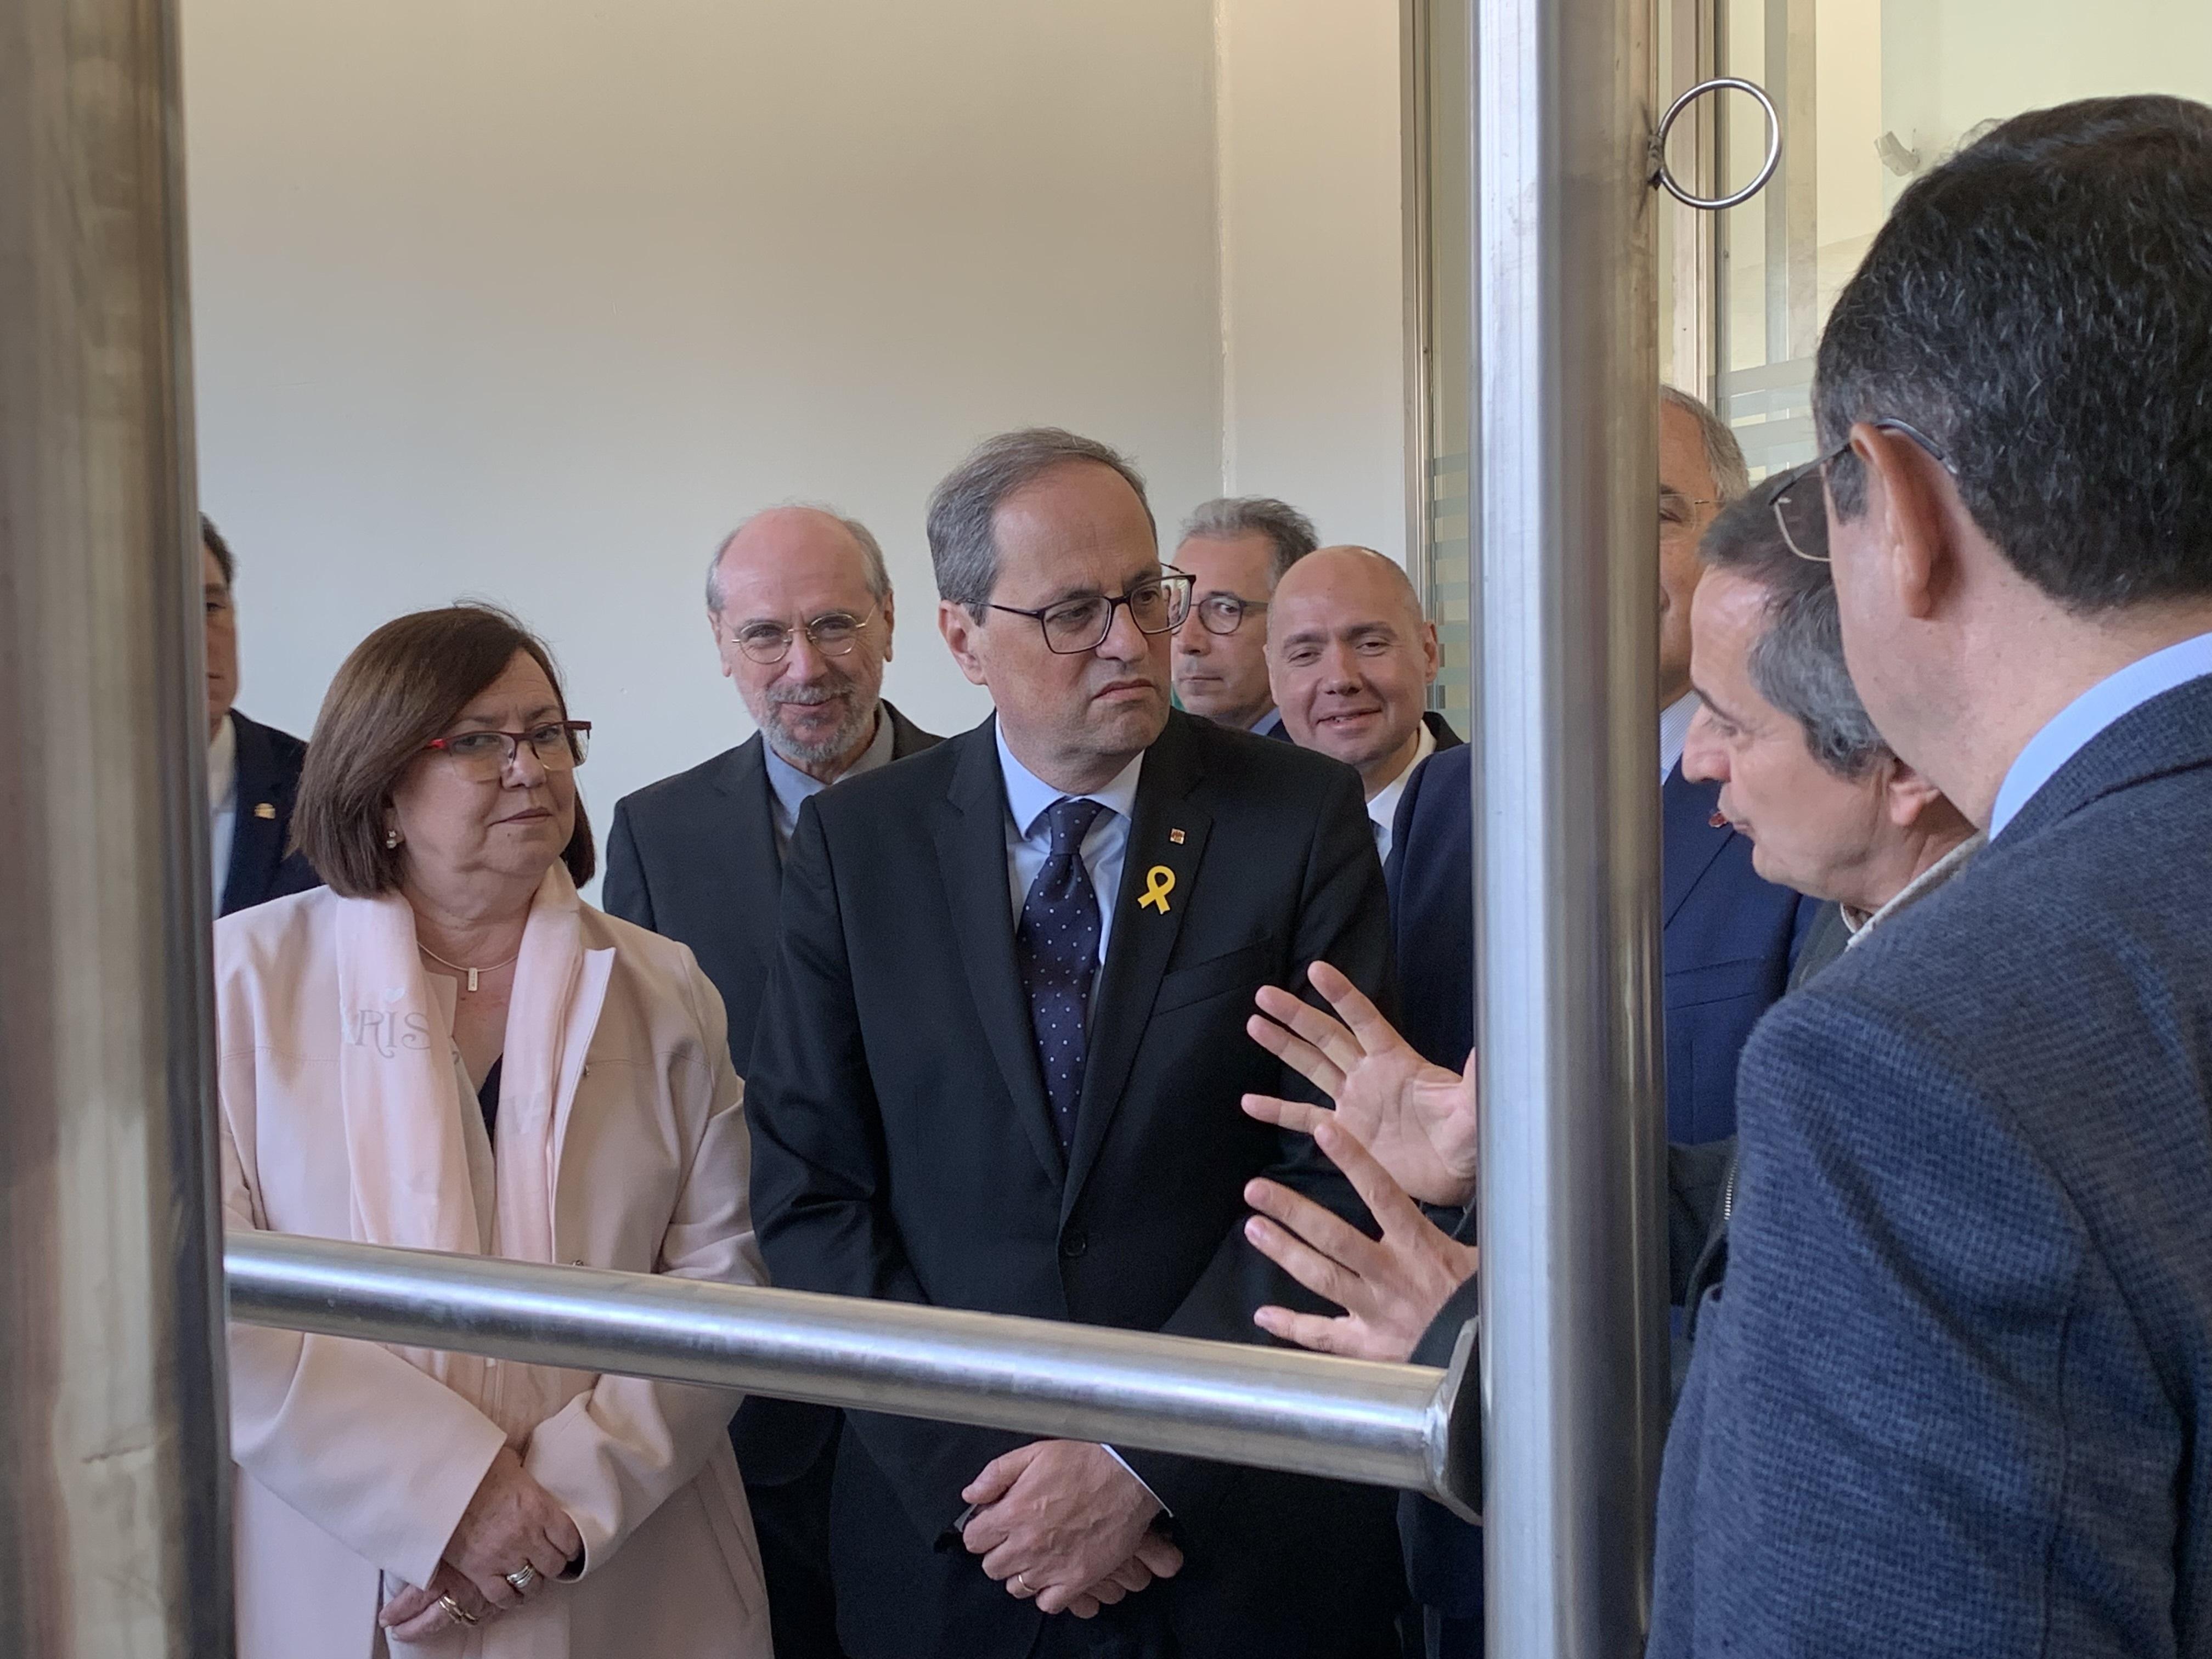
[1472,0,1669,1653]
[0,1,230,1652]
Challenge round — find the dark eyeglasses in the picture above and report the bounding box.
[1182,591,1269,636]
[425,720,591,779]
[990,568,1195,655]
[726,607,878,666]
[1771,418,1956,563]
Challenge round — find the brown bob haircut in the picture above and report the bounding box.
[293,605,595,897]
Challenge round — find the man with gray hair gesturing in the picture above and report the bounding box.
[605,504,941,1657]
[744,428,1408,1657]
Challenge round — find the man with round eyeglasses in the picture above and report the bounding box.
[604,503,941,1658]
[1170,496,1319,737]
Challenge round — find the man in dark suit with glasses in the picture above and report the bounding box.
[746,428,1407,1658]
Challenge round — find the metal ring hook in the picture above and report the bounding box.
[1651,76,1782,212]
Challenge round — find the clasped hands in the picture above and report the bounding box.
[961,1439,1182,1617]
[379,1444,582,1643]
[1239,962,1482,1365]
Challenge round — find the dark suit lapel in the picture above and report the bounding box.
[1662,764,1733,929]
[933,722,1067,1184]
[1064,716,1209,1212]
[222,712,281,916]
[883,700,940,759]
[712,735,782,974]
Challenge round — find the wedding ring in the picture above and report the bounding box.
[1012,1572,1032,1598]
[439,1593,479,1627]
[506,1564,539,1592]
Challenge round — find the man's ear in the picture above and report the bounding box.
[939,599,990,688]
[1881,754,1949,830]
[1420,619,1441,683]
[879,590,897,664]
[706,610,733,680]
[1852,422,1960,624]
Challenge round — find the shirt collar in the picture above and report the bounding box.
[1988,630,2212,839]
[1658,691,1700,783]
[1367,719,1438,830]
[996,720,1144,837]
[763,703,897,817]
[207,711,239,811]
[1841,831,1984,939]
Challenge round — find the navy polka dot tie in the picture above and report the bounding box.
[1017,796,1108,1153]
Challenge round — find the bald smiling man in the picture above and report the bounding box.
[1265,546,1462,861]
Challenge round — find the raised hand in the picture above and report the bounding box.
[1244,960,1479,1205]
[1244,1117,1480,1363]
[959,1440,1165,1616]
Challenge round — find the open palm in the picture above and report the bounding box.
[1243,961,1478,1206]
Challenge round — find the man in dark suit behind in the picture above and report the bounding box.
[1654,96,2212,1656]
[604,504,939,1656]
[746,428,1406,1658]
[201,515,319,917]
[1386,389,1814,1146]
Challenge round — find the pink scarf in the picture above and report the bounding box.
[333,863,613,1422]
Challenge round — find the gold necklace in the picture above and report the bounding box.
[416,943,520,993]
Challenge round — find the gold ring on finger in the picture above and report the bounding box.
[439,1593,479,1627]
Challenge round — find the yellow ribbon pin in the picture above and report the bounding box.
[1138,865,1177,914]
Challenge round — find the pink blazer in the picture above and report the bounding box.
[216,883,773,1658]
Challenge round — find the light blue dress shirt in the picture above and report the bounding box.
[1988,630,2212,839]
[996,723,1144,997]
[763,706,900,862]
[995,721,1161,1505]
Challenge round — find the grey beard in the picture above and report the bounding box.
[763,691,878,769]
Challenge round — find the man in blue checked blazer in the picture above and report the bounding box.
[1652,94,2212,1656]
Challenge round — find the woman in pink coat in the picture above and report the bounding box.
[216,604,772,1657]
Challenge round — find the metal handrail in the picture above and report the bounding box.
[225,1232,1482,1522]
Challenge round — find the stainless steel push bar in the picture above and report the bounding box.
[225,1232,1482,1521]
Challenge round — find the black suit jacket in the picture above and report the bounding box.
[603,701,938,1072]
[602,700,939,1488]
[747,709,1407,1659]
[1387,742,1814,1142]
[219,710,320,917]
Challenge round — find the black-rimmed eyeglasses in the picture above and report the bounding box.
[726,607,880,666]
[1182,591,1269,636]
[990,568,1195,655]
[1771,417,1956,563]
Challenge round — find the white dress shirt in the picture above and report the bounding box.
[1659,691,1700,784]
[997,724,1144,991]
[1988,630,2212,839]
[1365,720,1437,864]
[208,713,239,911]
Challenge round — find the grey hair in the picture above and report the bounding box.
[926,428,1155,613]
[1177,496,1320,582]
[1662,384,1751,504]
[1697,479,1888,778]
[703,505,892,614]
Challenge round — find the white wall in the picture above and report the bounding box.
[182,0,1408,893]
[1214,0,1410,561]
